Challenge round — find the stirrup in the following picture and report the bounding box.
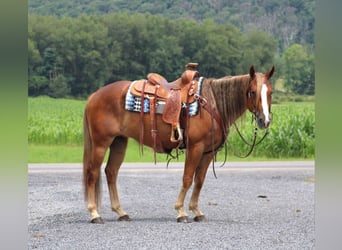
[170,124,183,142]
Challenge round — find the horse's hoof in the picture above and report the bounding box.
[118,214,131,221]
[176,216,189,223]
[90,217,104,224]
[193,215,207,222]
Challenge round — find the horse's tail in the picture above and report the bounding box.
[83,104,102,207]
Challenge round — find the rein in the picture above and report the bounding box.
[194,86,229,179]
[231,114,269,158]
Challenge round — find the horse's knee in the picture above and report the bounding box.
[86,169,98,184]
[194,181,204,190]
[182,176,193,189]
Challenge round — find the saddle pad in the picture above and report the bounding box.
[125,82,150,113]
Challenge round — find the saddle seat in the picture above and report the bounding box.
[147,70,196,91]
[130,65,200,144]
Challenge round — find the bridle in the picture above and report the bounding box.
[231,113,271,158]
[231,81,272,158]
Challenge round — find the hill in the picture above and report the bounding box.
[28,0,314,52]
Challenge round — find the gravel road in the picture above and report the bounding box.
[28,161,314,249]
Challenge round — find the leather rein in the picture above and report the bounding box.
[232,113,270,158]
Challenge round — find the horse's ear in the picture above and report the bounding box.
[249,65,255,79]
[266,66,275,79]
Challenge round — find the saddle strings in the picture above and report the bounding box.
[139,80,147,156]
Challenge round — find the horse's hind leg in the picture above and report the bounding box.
[189,152,215,222]
[84,145,107,224]
[104,136,130,221]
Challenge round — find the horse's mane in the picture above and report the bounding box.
[205,74,252,130]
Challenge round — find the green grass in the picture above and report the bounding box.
[28,97,315,163]
[28,96,85,144]
[29,144,85,163]
[29,139,180,163]
[28,142,302,163]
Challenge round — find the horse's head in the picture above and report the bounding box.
[247,65,275,129]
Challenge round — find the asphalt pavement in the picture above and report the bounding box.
[28,161,315,249]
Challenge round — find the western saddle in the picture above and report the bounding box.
[129,63,200,155]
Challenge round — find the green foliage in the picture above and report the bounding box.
[28,97,85,144]
[28,13,281,98]
[28,14,119,98]
[241,31,278,73]
[262,103,315,158]
[282,44,315,95]
[28,1,315,98]
[28,0,315,53]
[272,91,315,104]
[28,75,49,96]
[48,75,70,98]
[28,97,315,162]
[187,19,245,76]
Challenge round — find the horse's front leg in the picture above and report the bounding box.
[189,152,215,222]
[174,144,203,222]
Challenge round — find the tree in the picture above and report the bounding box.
[241,31,278,74]
[29,0,315,54]
[28,38,47,96]
[282,44,314,95]
[28,13,285,98]
[48,75,70,98]
[194,19,244,77]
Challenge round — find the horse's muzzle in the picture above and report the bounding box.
[256,115,272,129]
[255,112,272,129]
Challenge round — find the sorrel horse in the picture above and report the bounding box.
[83,65,275,223]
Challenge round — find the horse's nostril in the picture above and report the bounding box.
[265,120,270,127]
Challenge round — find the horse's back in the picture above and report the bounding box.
[87,81,130,105]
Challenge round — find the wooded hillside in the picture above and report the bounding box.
[29,0,315,52]
[28,0,315,98]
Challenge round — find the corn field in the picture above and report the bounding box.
[28,97,85,145]
[223,103,315,158]
[28,97,315,159]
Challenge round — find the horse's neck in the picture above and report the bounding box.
[205,75,249,128]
